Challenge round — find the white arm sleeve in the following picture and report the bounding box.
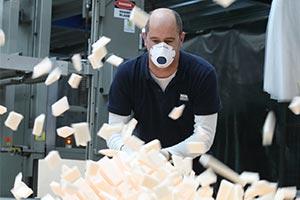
[165,113,218,158]
[106,112,131,150]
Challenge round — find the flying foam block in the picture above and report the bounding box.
[4,111,24,131]
[213,0,236,8]
[239,171,260,184]
[44,150,61,170]
[71,54,82,72]
[123,135,145,151]
[288,96,300,115]
[68,73,82,89]
[274,186,297,200]
[51,96,70,117]
[196,168,217,187]
[262,111,276,146]
[32,57,52,79]
[98,149,119,157]
[97,122,124,140]
[168,104,185,120]
[129,6,150,29]
[0,105,7,115]
[45,67,62,86]
[72,122,91,146]
[216,179,234,200]
[92,36,111,51]
[106,54,124,66]
[10,173,33,200]
[0,29,5,46]
[244,180,277,199]
[56,126,74,138]
[32,113,45,137]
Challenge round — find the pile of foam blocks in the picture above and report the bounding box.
[1,3,300,200]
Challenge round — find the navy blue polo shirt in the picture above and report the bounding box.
[108,50,221,147]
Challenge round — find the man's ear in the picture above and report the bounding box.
[179,32,185,46]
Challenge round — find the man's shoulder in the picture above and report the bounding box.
[116,53,146,75]
[180,50,214,74]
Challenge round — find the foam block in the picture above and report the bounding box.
[72,54,82,72]
[199,154,246,186]
[106,55,124,66]
[98,149,119,157]
[123,135,145,151]
[0,105,7,115]
[45,67,62,86]
[85,160,100,177]
[122,118,138,137]
[187,142,206,154]
[68,73,82,89]
[274,186,297,200]
[61,166,81,183]
[97,156,123,186]
[288,96,300,115]
[73,178,101,200]
[216,179,234,200]
[197,186,214,198]
[228,184,244,200]
[262,111,276,146]
[44,150,61,170]
[141,174,160,189]
[32,114,45,136]
[240,171,260,184]
[142,139,161,152]
[92,36,111,50]
[255,193,275,200]
[213,0,236,8]
[88,54,104,69]
[88,46,107,69]
[0,29,5,46]
[244,180,277,199]
[168,104,185,120]
[56,126,74,138]
[41,194,56,200]
[32,57,52,79]
[11,173,33,200]
[129,6,150,29]
[196,168,217,187]
[51,96,70,117]
[72,122,91,146]
[97,122,124,140]
[4,111,24,131]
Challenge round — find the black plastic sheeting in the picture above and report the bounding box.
[183,20,300,188]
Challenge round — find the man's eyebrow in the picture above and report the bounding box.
[149,36,175,40]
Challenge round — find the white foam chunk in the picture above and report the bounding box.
[51,96,70,117]
[197,186,214,198]
[142,139,161,152]
[4,111,24,131]
[199,154,246,186]
[45,67,62,86]
[32,114,45,136]
[92,36,111,50]
[196,168,217,187]
[255,192,276,200]
[72,122,91,146]
[288,96,300,115]
[216,179,234,200]
[56,126,74,138]
[228,184,244,200]
[122,118,138,137]
[97,156,123,186]
[106,55,124,66]
[123,135,145,151]
[68,73,82,89]
[0,29,5,46]
[71,54,82,72]
[187,142,206,154]
[0,105,7,115]
[239,171,260,184]
[11,173,33,199]
[41,194,56,200]
[32,57,52,79]
[213,0,236,8]
[168,104,185,120]
[45,150,61,170]
[97,122,124,140]
[274,186,297,200]
[262,111,276,146]
[129,6,150,29]
[85,160,100,177]
[98,149,119,157]
[88,52,104,69]
[244,180,277,199]
[61,166,81,182]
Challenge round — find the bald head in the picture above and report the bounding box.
[145,8,183,33]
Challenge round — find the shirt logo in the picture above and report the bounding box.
[180,94,189,101]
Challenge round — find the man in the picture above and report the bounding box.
[106,8,221,162]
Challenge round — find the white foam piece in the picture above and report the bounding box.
[274,186,297,200]
[45,67,62,86]
[51,96,70,117]
[32,114,45,136]
[216,179,234,200]
[244,180,277,199]
[4,111,24,131]
[0,105,7,115]
[0,29,5,46]
[213,0,236,8]
[196,168,217,187]
[11,172,33,199]
[92,36,111,50]
[123,135,145,151]
[98,149,119,157]
[129,6,150,29]
[106,55,124,66]
[68,73,82,89]
[61,166,81,183]
[288,96,300,115]
[168,104,185,120]
[262,111,276,146]
[72,122,91,146]
[97,122,124,140]
[56,126,74,138]
[187,142,206,154]
[49,181,64,197]
[122,118,138,137]
[71,54,82,72]
[45,151,61,170]
[228,184,244,200]
[32,57,52,79]
[199,154,246,186]
[41,194,56,200]
[88,53,104,69]
[197,186,214,198]
[239,171,260,184]
[255,192,276,200]
[142,139,161,152]
[85,160,100,177]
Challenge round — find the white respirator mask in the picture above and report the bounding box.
[150,42,176,68]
